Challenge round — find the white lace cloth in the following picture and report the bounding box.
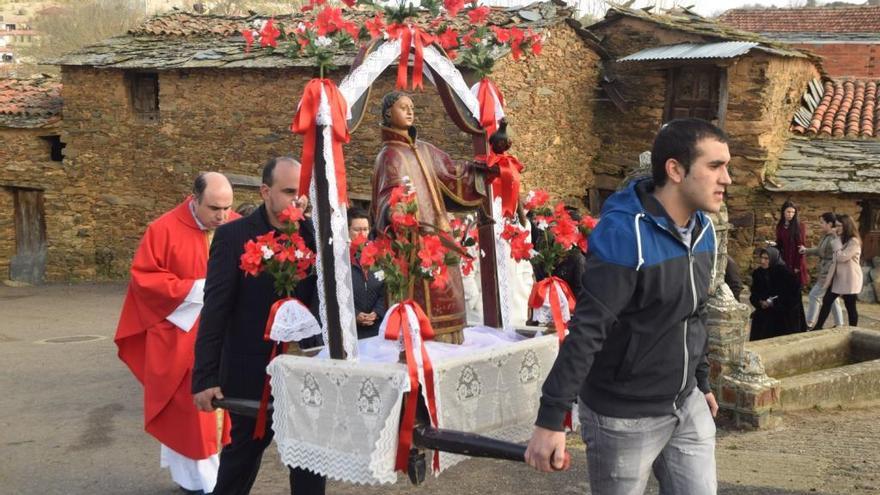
[267,326,560,484]
[269,299,323,343]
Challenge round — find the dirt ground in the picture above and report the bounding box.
[0,282,878,495]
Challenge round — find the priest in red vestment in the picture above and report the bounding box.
[371,92,487,343]
[115,172,237,494]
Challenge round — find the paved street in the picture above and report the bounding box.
[1,283,878,494]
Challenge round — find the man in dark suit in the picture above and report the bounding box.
[192,157,326,495]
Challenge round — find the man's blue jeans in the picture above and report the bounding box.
[580,387,717,495]
[806,280,844,328]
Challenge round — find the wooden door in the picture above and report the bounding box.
[10,188,47,283]
[665,66,721,123]
[861,201,880,263]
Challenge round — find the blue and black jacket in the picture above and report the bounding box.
[536,178,716,429]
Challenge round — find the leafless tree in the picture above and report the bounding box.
[20,0,146,71]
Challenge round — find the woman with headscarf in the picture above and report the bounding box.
[749,247,807,340]
[775,200,809,287]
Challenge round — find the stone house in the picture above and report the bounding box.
[584,6,820,270]
[769,77,880,295]
[41,1,602,281]
[719,4,880,78]
[0,74,63,283]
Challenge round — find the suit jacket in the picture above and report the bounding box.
[192,204,318,401]
[351,261,386,338]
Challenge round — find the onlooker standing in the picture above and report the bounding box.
[775,200,809,287]
[813,214,862,329]
[802,212,844,328]
[749,247,806,340]
[349,207,386,339]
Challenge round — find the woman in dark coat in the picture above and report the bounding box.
[749,247,807,340]
[775,200,809,287]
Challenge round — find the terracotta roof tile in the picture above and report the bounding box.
[791,78,880,139]
[0,75,62,128]
[719,6,880,34]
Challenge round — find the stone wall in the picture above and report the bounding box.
[0,126,66,281]
[492,23,602,205]
[54,22,600,281]
[724,55,820,271]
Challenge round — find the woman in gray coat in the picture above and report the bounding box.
[812,214,862,329]
[802,212,844,328]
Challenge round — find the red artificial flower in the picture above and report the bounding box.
[388,185,416,208]
[365,13,385,39]
[461,29,480,47]
[501,222,523,241]
[418,235,446,268]
[437,28,459,50]
[468,6,490,25]
[255,231,280,253]
[278,205,305,224]
[524,189,550,210]
[430,265,450,289]
[509,234,534,262]
[260,18,281,48]
[460,255,475,276]
[491,26,510,43]
[391,211,419,229]
[531,38,543,56]
[446,48,458,60]
[316,6,345,36]
[239,240,265,276]
[341,0,356,7]
[549,203,581,250]
[444,0,466,17]
[507,26,525,60]
[580,215,598,230]
[242,29,256,52]
[350,233,367,264]
[342,20,360,39]
[578,236,589,254]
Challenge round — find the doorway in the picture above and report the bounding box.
[8,187,47,284]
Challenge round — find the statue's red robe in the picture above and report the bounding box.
[371,126,484,340]
[115,198,233,459]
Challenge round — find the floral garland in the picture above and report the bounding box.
[237,0,544,80]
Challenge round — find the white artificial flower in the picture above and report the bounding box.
[315,36,332,47]
[253,19,267,30]
[261,245,274,260]
[480,249,486,258]
[295,250,305,259]
[373,269,386,281]
[536,219,549,230]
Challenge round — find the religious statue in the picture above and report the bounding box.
[371,92,487,344]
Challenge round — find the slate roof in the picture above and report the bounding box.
[0,75,62,128]
[589,5,814,61]
[767,137,880,194]
[719,6,880,35]
[790,78,880,138]
[52,1,577,70]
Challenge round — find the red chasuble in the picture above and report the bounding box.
[371,126,485,337]
[115,197,234,460]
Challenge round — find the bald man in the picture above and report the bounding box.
[193,157,326,495]
[115,172,238,494]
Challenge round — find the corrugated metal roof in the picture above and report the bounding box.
[618,41,760,62]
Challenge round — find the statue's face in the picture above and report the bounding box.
[387,96,414,129]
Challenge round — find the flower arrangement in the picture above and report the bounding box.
[359,180,471,304]
[239,205,316,296]
[235,0,544,79]
[499,189,598,337]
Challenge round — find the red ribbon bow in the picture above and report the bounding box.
[528,276,576,343]
[484,152,523,218]
[476,78,505,137]
[388,24,436,90]
[384,300,440,472]
[253,297,303,439]
[291,78,350,206]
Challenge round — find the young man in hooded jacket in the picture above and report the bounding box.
[525,118,731,495]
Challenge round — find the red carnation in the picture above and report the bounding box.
[260,18,280,48]
[278,205,305,224]
[365,13,385,39]
[444,0,466,17]
[468,6,490,25]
